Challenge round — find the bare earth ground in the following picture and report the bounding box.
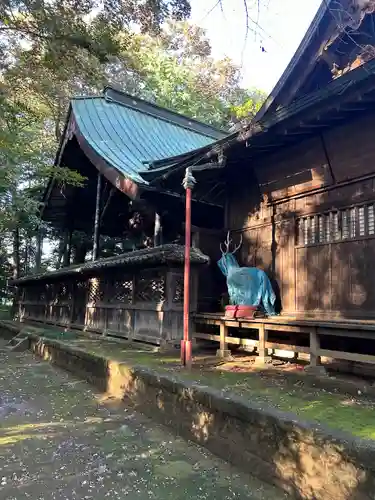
[0,338,285,500]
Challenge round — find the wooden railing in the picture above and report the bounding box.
[194,313,375,373]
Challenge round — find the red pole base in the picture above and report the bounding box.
[181,339,192,368]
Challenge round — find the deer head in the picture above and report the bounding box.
[220,231,243,255]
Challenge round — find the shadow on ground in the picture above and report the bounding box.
[0,339,282,500]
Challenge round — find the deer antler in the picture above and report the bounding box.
[232,234,243,254]
[220,231,231,254]
[220,231,243,254]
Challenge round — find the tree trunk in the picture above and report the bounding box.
[24,237,29,276]
[13,228,20,280]
[63,230,72,267]
[57,239,64,269]
[11,228,21,320]
[57,231,69,269]
[72,243,88,264]
[35,230,43,273]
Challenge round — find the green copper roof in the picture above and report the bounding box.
[71,87,227,185]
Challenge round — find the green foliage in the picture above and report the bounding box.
[0,0,193,293]
[230,89,267,123]
[0,1,266,300]
[107,21,266,129]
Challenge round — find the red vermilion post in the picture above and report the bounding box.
[181,168,195,368]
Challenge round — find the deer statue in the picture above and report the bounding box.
[217,231,276,317]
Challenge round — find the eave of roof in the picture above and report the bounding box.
[150,58,375,183]
[42,87,229,211]
[255,0,348,121]
[69,87,227,186]
[11,244,210,285]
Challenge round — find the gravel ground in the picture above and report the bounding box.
[0,339,286,500]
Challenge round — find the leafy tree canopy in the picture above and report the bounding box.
[0,0,266,294]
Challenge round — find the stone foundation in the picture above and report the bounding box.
[1,323,375,499]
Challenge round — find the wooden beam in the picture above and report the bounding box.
[194,332,220,342]
[99,186,115,226]
[198,182,224,203]
[320,349,375,365]
[283,130,312,136]
[318,327,375,339]
[299,122,330,129]
[265,324,311,334]
[340,105,368,112]
[248,143,284,149]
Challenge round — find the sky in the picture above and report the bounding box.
[189,0,322,93]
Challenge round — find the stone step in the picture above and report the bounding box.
[4,331,30,352]
[6,337,29,352]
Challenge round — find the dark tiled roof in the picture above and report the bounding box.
[12,244,209,285]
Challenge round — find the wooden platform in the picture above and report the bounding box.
[194,313,375,372]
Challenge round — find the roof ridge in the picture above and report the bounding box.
[103,86,227,139]
[71,95,103,101]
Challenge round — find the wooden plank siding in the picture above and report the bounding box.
[227,111,375,320]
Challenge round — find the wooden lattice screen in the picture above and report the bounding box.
[135,272,165,302]
[18,265,195,345]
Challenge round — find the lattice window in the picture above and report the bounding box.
[368,204,375,235]
[39,284,48,302]
[326,214,332,241]
[318,215,324,243]
[25,285,41,302]
[350,207,356,239]
[342,210,349,240]
[107,274,133,303]
[332,212,340,241]
[359,206,365,236]
[75,279,90,301]
[297,201,375,246]
[114,279,133,303]
[76,280,89,290]
[45,283,54,302]
[88,278,106,303]
[173,276,184,303]
[56,282,71,303]
[135,273,165,302]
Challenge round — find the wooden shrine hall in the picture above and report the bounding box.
[13,0,375,375]
[14,87,227,346]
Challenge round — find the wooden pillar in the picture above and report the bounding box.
[154,212,162,247]
[307,327,326,375]
[216,321,231,358]
[93,172,102,261]
[255,323,272,365]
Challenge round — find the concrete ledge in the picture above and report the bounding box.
[2,323,375,499]
[0,320,22,340]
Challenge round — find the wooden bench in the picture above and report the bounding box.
[194,313,375,374]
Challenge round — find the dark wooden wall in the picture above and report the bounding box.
[227,112,375,320]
